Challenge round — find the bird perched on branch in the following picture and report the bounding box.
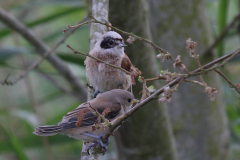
[33,89,139,154]
[85,31,137,97]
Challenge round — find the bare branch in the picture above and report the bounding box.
[101,49,240,143]
[203,12,240,55]
[145,76,166,82]
[214,69,240,94]
[0,8,87,101]
[184,79,206,87]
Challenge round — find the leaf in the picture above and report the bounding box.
[0,47,31,60]
[11,110,39,127]
[138,76,143,83]
[0,7,83,38]
[57,54,85,66]
[217,0,229,57]
[0,125,29,160]
[9,133,29,160]
[38,0,84,7]
[147,85,156,93]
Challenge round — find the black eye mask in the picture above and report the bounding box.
[100,36,120,49]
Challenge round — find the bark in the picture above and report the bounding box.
[81,0,109,160]
[109,1,177,160]
[148,0,230,160]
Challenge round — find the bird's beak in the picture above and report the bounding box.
[119,42,127,47]
[131,99,139,104]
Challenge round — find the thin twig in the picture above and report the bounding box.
[101,49,240,142]
[145,76,166,82]
[189,49,240,76]
[184,79,205,87]
[67,45,131,75]
[172,78,184,92]
[214,69,240,94]
[66,16,193,75]
[0,15,89,86]
[194,55,204,70]
[203,12,240,55]
[199,75,207,87]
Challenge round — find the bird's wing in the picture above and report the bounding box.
[58,100,122,130]
[121,53,132,72]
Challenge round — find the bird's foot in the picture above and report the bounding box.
[86,141,98,155]
[84,133,110,155]
[93,90,100,98]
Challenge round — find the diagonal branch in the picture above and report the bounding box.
[0,8,87,101]
[203,12,240,55]
[101,49,240,142]
[214,69,240,94]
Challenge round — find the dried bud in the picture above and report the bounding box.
[163,70,173,83]
[186,38,197,51]
[63,25,73,33]
[205,87,218,101]
[173,55,186,71]
[157,51,171,62]
[157,52,165,62]
[106,22,112,31]
[237,84,240,89]
[130,66,142,85]
[159,86,172,103]
[126,36,136,44]
[159,96,167,103]
[186,38,197,57]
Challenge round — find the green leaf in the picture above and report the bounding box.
[0,47,31,60]
[9,133,29,160]
[147,85,156,93]
[138,76,143,83]
[0,7,84,38]
[39,0,84,7]
[0,125,29,160]
[217,0,229,57]
[58,54,85,66]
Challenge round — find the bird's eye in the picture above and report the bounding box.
[108,40,114,45]
[127,99,132,103]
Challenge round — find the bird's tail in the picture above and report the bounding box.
[33,125,62,136]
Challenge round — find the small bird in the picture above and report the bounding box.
[85,31,133,97]
[33,89,138,154]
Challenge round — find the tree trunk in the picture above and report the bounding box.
[81,0,109,159]
[148,0,230,160]
[109,1,178,160]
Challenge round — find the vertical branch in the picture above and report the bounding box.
[81,0,109,160]
[89,0,109,50]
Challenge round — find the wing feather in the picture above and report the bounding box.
[58,99,121,130]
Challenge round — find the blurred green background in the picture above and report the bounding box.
[0,0,240,160]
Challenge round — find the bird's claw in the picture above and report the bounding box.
[87,141,98,155]
[84,133,110,155]
[93,90,100,98]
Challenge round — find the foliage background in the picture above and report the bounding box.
[0,0,239,160]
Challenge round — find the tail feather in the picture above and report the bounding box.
[33,125,62,136]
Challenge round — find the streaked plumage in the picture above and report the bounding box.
[33,89,137,143]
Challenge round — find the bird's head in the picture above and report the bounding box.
[98,89,139,112]
[96,31,127,56]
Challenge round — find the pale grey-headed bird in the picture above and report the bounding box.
[33,89,138,154]
[85,31,134,97]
